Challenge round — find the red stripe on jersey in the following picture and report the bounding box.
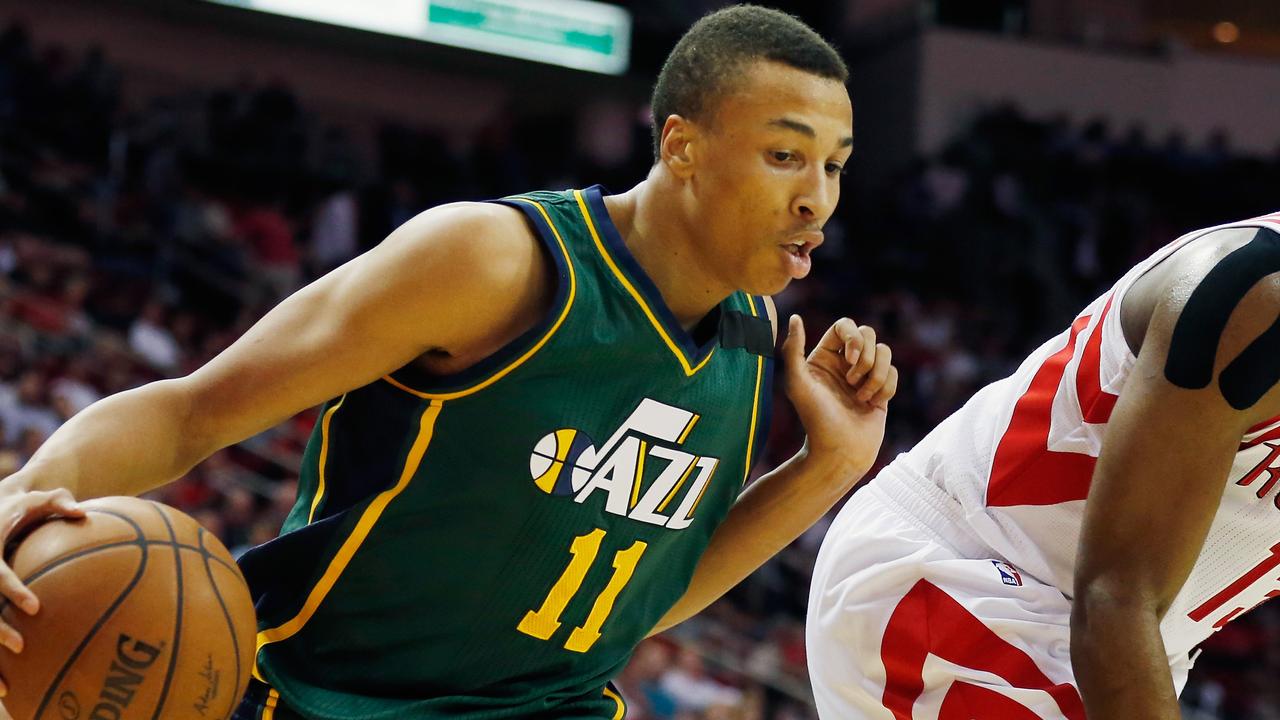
[880,580,1086,720]
[940,682,1045,719]
[988,298,1119,507]
[1076,295,1119,424]
[1188,542,1280,622]
[1242,417,1280,447]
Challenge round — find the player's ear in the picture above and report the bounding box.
[659,115,696,179]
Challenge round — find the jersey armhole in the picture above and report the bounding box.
[382,197,575,399]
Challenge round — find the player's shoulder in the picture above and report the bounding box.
[1150,225,1280,324]
[396,201,534,253]
[1122,225,1280,354]
[388,201,547,291]
[1126,223,1280,419]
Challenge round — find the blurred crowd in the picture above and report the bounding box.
[2,18,1280,720]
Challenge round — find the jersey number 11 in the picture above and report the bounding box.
[517,528,648,652]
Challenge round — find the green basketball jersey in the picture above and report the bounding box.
[238,186,775,719]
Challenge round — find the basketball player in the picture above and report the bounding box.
[0,6,898,718]
[807,212,1280,719]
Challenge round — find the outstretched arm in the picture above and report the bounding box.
[0,203,550,689]
[1073,227,1280,719]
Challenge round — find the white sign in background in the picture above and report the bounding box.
[204,0,632,75]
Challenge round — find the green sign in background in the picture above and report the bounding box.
[429,1,619,58]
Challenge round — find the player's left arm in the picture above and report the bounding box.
[650,298,897,635]
[1072,238,1280,719]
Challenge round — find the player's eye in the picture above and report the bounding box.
[826,163,847,176]
[770,151,796,163]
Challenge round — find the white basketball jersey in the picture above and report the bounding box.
[890,211,1280,658]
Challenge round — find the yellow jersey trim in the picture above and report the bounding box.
[686,462,720,519]
[573,190,716,377]
[603,685,626,720]
[630,440,648,509]
[308,394,347,523]
[677,413,700,444]
[381,197,576,400]
[657,456,699,513]
[743,295,765,485]
[262,687,279,720]
[253,400,444,675]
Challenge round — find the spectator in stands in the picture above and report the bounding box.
[662,647,745,714]
[0,371,58,446]
[308,180,358,275]
[127,299,182,373]
[235,193,300,302]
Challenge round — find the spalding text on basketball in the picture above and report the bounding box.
[89,634,165,720]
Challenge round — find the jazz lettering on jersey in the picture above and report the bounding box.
[527,398,719,529]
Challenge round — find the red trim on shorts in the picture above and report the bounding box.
[880,580,1085,720]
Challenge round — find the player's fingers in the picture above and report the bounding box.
[870,365,899,409]
[0,489,81,617]
[782,315,806,368]
[845,326,878,384]
[0,558,36,624]
[0,618,21,654]
[15,489,83,528]
[43,488,83,518]
[809,317,860,366]
[856,343,893,402]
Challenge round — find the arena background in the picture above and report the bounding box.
[0,0,1278,717]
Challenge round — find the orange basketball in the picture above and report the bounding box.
[0,496,256,720]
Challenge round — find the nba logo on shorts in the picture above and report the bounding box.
[992,561,1023,587]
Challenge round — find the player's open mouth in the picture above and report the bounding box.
[782,230,823,256]
[780,231,822,278]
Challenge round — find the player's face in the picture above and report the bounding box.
[689,60,853,295]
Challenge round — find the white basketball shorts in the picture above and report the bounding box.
[806,475,1190,719]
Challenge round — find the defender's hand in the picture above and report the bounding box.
[781,315,897,473]
[0,483,82,697]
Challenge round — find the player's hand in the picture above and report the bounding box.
[0,483,82,695]
[781,315,897,473]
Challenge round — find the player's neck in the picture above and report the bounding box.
[602,176,733,332]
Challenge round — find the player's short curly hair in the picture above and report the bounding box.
[650,4,848,160]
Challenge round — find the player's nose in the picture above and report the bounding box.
[790,170,837,222]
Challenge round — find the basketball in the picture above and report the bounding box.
[0,496,256,720]
[529,429,597,496]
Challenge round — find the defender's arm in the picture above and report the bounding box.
[1073,228,1280,719]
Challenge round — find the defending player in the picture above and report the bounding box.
[0,6,897,719]
[808,212,1280,719]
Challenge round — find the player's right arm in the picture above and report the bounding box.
[0,203,546,660]
[1071,227,1280,719]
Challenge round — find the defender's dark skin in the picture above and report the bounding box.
[1079,224,1280,720]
